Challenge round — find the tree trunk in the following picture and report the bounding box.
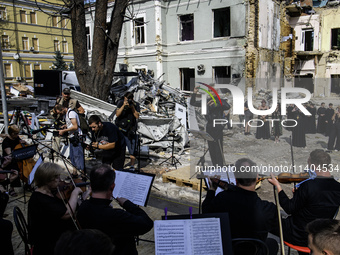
[69,0,129,100]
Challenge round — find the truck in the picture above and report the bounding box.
[33,70,81,99]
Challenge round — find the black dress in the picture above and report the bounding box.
[272,110,282,137]
[325,108,335,136]
[256,114,270,139]
[291,110,306,147]
[327,114,340,151]
[317,106,327,134]
[305,106,316,134]
[285,105,295,131]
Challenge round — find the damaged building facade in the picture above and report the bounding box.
[85,0,284,93]
[286,0,340,96]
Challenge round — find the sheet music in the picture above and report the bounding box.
[112,170,154,207]
[155,218,223,255]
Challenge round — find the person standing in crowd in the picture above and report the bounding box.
[307,219,340,255]
[88,115,126,170]
[327,105,340,152]
[54,104,84,175]
[115,92,140,170]
[325,103,335,137]
[190,84,230,167]
[28,162,83,255]
[272,103,282,143]
[255,100,270,140]
[203,158,278,255]
[317,102,327,134]
[268,149,340,247]
[286,104,295,131]
[77,165,153,255]
[305,102,316,134]
[244,101,253,135]
[2,125,25,196]
[291,105,306,148]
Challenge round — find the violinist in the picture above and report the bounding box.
[2,125,24,196]
[28,162,83,255]
[77,165,153,255]
[268,149,340,247]
[202,158,278,255]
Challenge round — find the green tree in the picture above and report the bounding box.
[53,51,68,70]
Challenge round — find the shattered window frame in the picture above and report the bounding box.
[213,66,231,84]
[179,14,194,41]
[0,7,7,21]
[2,35,9,50]
[134,17,145,45]
[331,28,340,50]
[302,28,314,51]
[86,26,91,50]
[213,7,230,38]
[331,74,340,94]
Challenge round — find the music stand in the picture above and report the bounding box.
[189,129,214,214]
[159,132,181,169]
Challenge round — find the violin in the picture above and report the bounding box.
[257,172,310,184]
[56,178,90,201]
[210,177,229,190]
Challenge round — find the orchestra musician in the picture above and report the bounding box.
[28,162,83,255]
[2,125,24,196]
[88,115,126,170]
[306,219,340,255]
[202,158,279,255]
[268,149,340,247]
[77,165,153,255]
[54,104,84,176]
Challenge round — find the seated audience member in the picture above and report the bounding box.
[54,229,115,255]
[202,158,278,255]
[268,149,340,247]
[307,219,340,255]
[77,165,153,255]
[28,162,83,255]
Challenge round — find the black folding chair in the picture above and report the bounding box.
[13,206,33,255]
[232,238,269,255]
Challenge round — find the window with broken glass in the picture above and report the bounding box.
[213,7,230,38]
[134,18,145,45]
[2,35,9,49]
[302,29,314,51]
[179,14,194,41]
[331,28,340,50]
[214,66,231,84]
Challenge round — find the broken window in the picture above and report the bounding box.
[179,14,194,41]
[86,26,91,50]
[0,7,7,20]
[302,29,314,51]
[2,35,9,49]
[331,75,340,94]
[331,28,340,50]
[214,66,231,84]
[134,18,145,45]
[180,68,195,91]
[213,8,230,38]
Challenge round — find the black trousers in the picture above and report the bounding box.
[327,122,340,150]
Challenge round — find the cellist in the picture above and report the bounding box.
[268,149,340,248]
[1,125,22,196]
[28,162,84,255]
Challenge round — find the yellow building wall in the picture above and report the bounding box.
[0,0,73,87]
[320,8,340,52]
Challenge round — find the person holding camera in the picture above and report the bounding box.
[115,92,140,171]
[54,104,84,176]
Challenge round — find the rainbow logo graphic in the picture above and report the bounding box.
[196,82,223,107]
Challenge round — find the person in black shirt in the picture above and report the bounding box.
[268,149,340,247]
[202,158,278,255]
[2,125,24,196]
[115,92,140,170]
[190,84,230,167]
[88,115,126,170]
[77,165,153,255]
[317,102,327,134]
[327,106,340,151]
[325,103,335,137]
[28,162,82,255]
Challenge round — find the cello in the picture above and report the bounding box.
[13,141,36,183]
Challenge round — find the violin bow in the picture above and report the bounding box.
[273,186,285,255]
[289,135,297,191]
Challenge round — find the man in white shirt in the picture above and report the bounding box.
[54,104,84,175]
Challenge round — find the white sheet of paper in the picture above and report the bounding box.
[28,156,43,185]
[112,170,153,207]
[154,218,223,255]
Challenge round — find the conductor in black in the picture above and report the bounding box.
[115,92,140,171]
